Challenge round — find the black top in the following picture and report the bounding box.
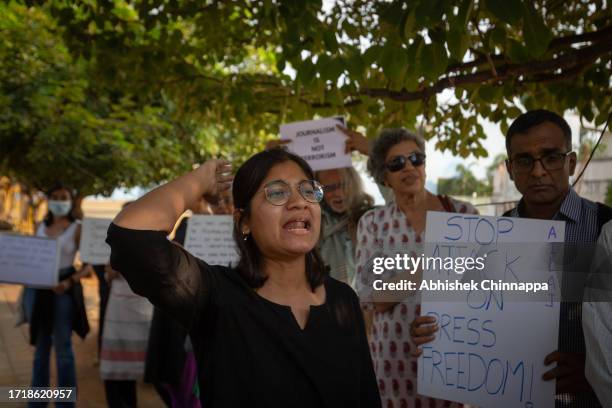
[106,223,381,408]
[144,217,190,386]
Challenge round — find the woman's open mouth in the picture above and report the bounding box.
[283,219,311,234]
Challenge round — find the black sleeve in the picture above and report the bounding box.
[353,293,382,408]
[106,222,212,329]
[173,217,189,246]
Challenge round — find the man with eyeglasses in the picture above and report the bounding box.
[503,109,612,408]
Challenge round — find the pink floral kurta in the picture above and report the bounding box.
[355,199,476,408]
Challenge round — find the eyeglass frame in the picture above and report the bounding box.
[507,151,573,174]
[321,181,346,193]
[385,152,427,173]
[259,179,324,206]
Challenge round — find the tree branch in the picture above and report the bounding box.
[471,19,498,78]
[351,33,612,103]
[446,25,612,74]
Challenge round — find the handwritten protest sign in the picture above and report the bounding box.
[280,117,350,171]
[184,215,238,266]
[0,233,59,287]
[79,217,112,265]
[418,212,564,408]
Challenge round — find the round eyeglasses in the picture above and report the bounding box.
[385,152,426,172]
[262,179,324,206]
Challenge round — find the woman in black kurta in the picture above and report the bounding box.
[106,149,381,408]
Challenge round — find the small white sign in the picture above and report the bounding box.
[280,117,351,171]
[184,215,238,266]
[0,233,60,287]
[79,217,113,265]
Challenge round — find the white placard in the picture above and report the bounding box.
[279,116,351,171]
[184,215,238,266]
[0,233,60,287]
[79,217,112,265]
[418,212,564,408]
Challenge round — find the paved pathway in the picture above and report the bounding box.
[0,278,164,407]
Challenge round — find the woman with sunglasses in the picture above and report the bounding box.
[105,148,381,408]
[354,129,477,408]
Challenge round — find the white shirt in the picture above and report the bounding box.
[36,220,80,269]
[583,220,612,406]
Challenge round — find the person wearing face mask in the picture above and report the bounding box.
[26,185,90,408]
[354,129,477,408]
[105,148,381,407]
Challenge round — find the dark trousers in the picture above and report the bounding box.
[104,380,137,408]
[29,292,76,408]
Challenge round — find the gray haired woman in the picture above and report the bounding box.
[354,128,476,407]
[317,165,373,289]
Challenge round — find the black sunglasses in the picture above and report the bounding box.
[385,152,426,172]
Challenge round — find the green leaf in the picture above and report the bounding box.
[500,119,509,135]
[429,28,446,44]
[507,39,530,62]
[477,85,501,102]
[402,10,416,39]
[565,89,581,107]
[507,107,522,118]
[454,0,474,29]
[380,2,405,26]
[447,29,469,61]
[582,105,594,123]
[595,111,610,127]
[346,53,366,77]
[111,0,139,22]
[323,31,338,53]
[484,0,522,26]
[381,45,408,82]
[415,0,444,29]
[420,42,448,81]
[363,45,383,65]
[404,37,423,89]
[522,3,553,57]
[317,54,332,79]
[318,54,344,81]
[489,26,506,48]
[296,59,316,86]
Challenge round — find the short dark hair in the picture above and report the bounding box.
[232,148,327,290]
[506,109,572,153]
[43,184,77,226]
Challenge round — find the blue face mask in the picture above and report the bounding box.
[48,200,72,217]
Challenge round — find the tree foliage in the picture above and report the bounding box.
[2,0,611,194]
[438,163,492,196]
[1,3,218,195]
[44,0,611,149]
